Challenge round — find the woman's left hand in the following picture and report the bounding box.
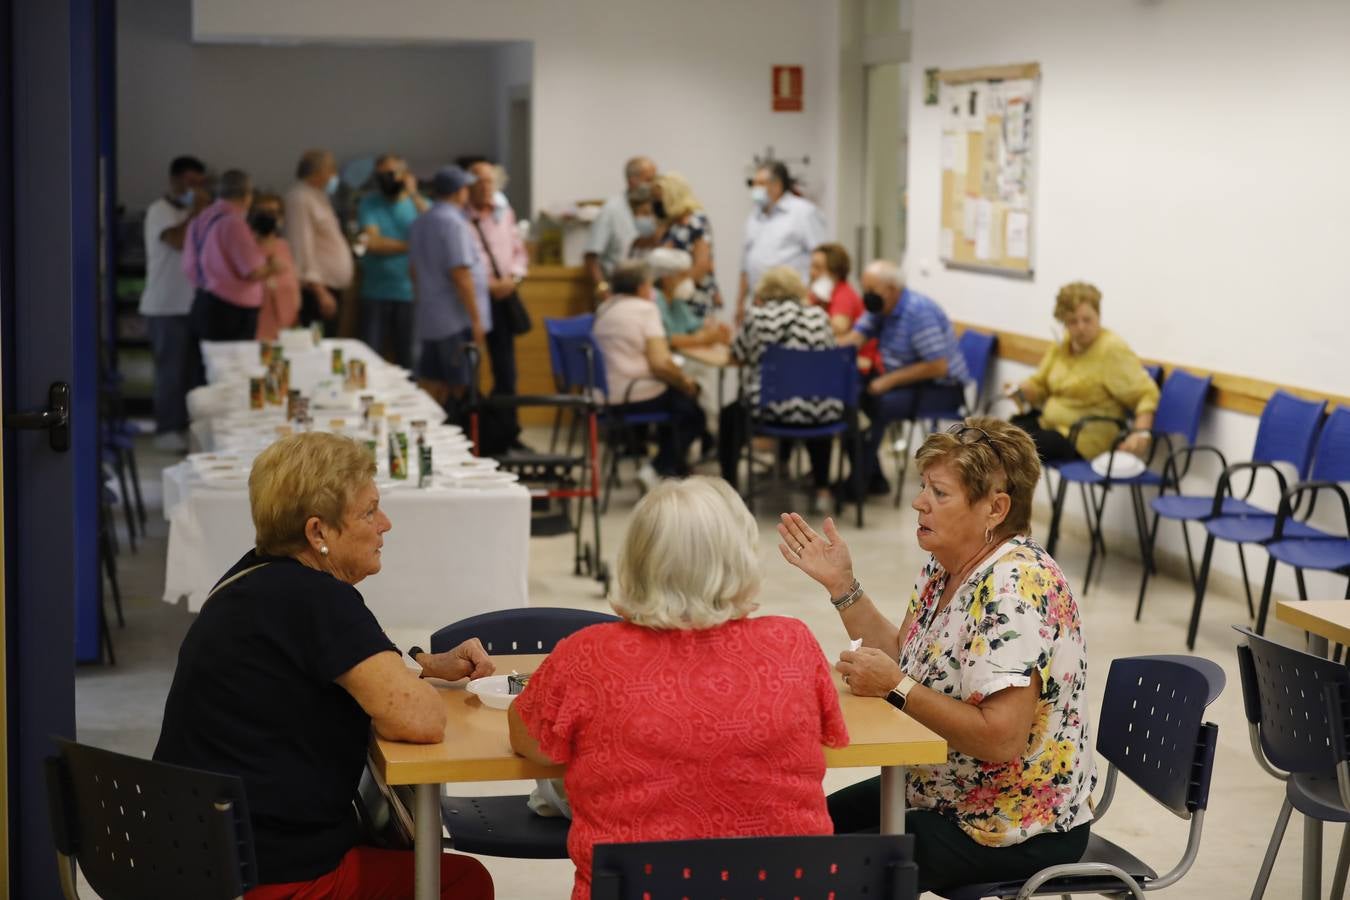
[1119,430,1150,457]
[836,647,903,697]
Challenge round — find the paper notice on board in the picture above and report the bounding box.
[940,228,955,259]
[974,199,994,260]
[962,198,978,240]
[941,133,959,171]
[1005,211,1029,259]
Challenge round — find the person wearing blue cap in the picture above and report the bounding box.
[408,165,491,416]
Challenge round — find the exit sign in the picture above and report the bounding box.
[772,65,803,112]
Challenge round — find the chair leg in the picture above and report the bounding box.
[1250,798,1292,900]
[125,446,147,528]
[1305,815,1323,900]
[1186,534,1218,650]
[1255,557,1279,636]
[1129,486,1153,576]
[853,422,864,528]
[1180,519,1199,587]
[548,407,562,453]
[1136,510,1162,621]
[1046,473,1069,557]
[114,458,138,552]
[100,518,125,628]
[1296,568,1309,601]
[1082,486,1103,594]
[1236,542,1257,619]
[1332,823,1350,900]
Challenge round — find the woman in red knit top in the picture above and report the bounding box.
[509,476,848,900]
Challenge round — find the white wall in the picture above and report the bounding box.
[118,0,503,211]
[191,0,841,303]
[907,0,1350,600]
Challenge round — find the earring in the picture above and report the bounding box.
[984,527,993,545]
[320,545,329,557]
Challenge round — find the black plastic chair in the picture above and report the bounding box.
[425,606,620,858]
[1236,626,1350,899]
[940,654,1223,900]
[45,738,257,900]
[591,833,918,900]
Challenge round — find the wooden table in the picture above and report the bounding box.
[372,653,946,900]
[1275,600,1350,656]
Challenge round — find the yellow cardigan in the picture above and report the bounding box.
[1025,329,1160,459]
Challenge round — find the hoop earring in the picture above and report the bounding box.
[984,528,993,545]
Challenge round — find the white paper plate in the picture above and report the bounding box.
[1089,451,1146,479]
[451,472,519,488]
[466,675,520,710]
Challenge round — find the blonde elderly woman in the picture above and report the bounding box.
[654,171,721,316]
[1009,281,1160,461]
[719,265,840,498]
[509,476,848,900]
[778,417,1095,893]
[154,433,495,900]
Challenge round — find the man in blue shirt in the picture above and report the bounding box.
[357,153,427,368]
[408,165,490,415]
[737,161,826,325]
[840,259,971,497]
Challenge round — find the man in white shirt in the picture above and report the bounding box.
[140,155,208,451]
[284,149,354,336]
[736,161,826,324]
[584,155,657,303]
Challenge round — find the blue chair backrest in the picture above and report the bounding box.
[552,332,608,401]
[958,330,997,401]
[1152,369,1212,445]
[1310,405,1350,483]
[1236,626,1350,775]
[1095,654,1224,816]
[429,607,621,655]
[1252,390,1325,477]
[758,346,859,410]
[1144,363,1163,386]
[544,314,596,391]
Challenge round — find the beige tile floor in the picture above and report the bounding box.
[78,432,1341,898]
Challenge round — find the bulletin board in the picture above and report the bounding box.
[938,62,1039,277]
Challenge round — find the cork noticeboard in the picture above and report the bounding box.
[938,63,1039,278]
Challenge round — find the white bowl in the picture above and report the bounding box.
[465,675,519,710]
[1089,451,1146,479]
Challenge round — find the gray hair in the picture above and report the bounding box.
[612,476,762,630]
[864,258,906,290]
[610,259,651,297]
[624,156,653,182]
[218,169,252,200]
[296,149,333,180]
[647,247,692,278]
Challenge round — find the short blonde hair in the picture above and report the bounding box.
[654,171,702,220]
[612,477,762,629]
[1054,282,1102,322]
[249,432,376,556]
[754,265,808,304]
[914,416,1040,539]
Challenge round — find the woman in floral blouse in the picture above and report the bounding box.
[777,415,1096,892]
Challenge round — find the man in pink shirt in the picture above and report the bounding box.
[182,169,282,341]
[467,160,531,448]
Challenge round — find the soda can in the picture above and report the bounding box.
[249,377,264,410]
[418,444,433,488]
[286,389,301,420]
[331,347,345,375]
[259,342,275,366]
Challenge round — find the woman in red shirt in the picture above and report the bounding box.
[509,476,848,900]
[810,242,883,374]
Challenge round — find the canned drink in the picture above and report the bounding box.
[263,370,279,406]
[418,444,433,488]
[276,359,291,397]
[260,342,275,366]
[286,388,301,420]
[331,347,345,375]
[363,438,378,463]
[249,377,265,410]
[355,359,368,389]
[389,431,409,480]
[310,321,323,347]
[360,394,376,424]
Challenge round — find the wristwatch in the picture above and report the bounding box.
[406,645,427,677]
[885,675,919,712]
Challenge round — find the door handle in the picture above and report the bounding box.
[4,381,70,452]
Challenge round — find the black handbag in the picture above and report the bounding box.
[472,216,532,336]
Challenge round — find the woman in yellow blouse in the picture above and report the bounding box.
[1010,282,1159,461]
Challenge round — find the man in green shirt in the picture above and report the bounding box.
[357,154,428,367]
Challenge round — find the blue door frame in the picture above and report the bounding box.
[2,0,104,894]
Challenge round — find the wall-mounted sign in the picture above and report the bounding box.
[772,65,803,112]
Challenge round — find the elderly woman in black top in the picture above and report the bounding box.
[155,432,495,900]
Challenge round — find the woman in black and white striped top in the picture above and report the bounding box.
[719,266,840,496]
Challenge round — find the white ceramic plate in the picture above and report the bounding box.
[465,675,521,710]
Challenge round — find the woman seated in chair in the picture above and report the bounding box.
[778,417,1096,893]
[1008,281,1159,461]
[718,265,840,500]
[648,246,731,352]
[508,476,849,900]
[155,432,495,900]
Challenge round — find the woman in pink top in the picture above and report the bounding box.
[509,476,848,900]
[249,193,302,342]
[810,243,883,374]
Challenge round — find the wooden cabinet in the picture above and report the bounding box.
[494,265,592,425]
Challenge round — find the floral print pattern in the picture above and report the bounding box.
[898,537,1096,847]
[660,211,719,316]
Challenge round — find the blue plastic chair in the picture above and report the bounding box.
[1251,406,1350,632]
[1174,390,1325,649]
[744,345,861,523]
[592,834,918,900]
[940,654,1223,900]
[424,607,620,860]
[544,314,596,452]
[1236,626,1350,899]
[1043,369,1212,594]
[891,329,999,508]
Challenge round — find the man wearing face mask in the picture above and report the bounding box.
[356,154,427,368]
[284,149,354,335]
[838,259,970,499]
[250,192,301,342]
[141,155,209,451]
[737,160,826,327]
[584,155,657,303]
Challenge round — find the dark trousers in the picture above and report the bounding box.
[859,381,967,485]
[300,285,339,337]
[486,300,520,434]
[611,390,706,476]
[718,400,834,491]
[1011,411,1082,462]
[359,298,415,369]
[828,777,1090,892]
[146,313,201,434]
[191,289,259,343]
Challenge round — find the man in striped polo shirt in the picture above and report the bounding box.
[840,259,971,497]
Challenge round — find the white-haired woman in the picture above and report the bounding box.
[648,246,731,351]
[508,476,848,900]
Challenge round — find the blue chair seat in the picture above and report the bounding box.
[1153,494,1270,521]
[1266,538,1350,572]
[1287,772,1350,824]
[1205,514,1334,544]
[938,833,1159,899]
[1055,459,1163,487]
[440,794,570,859]
[599,410,669,427]
[755,420,848,440]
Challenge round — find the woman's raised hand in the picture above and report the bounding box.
[777,513,855,597]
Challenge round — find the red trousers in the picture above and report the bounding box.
[245,846,493,900]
